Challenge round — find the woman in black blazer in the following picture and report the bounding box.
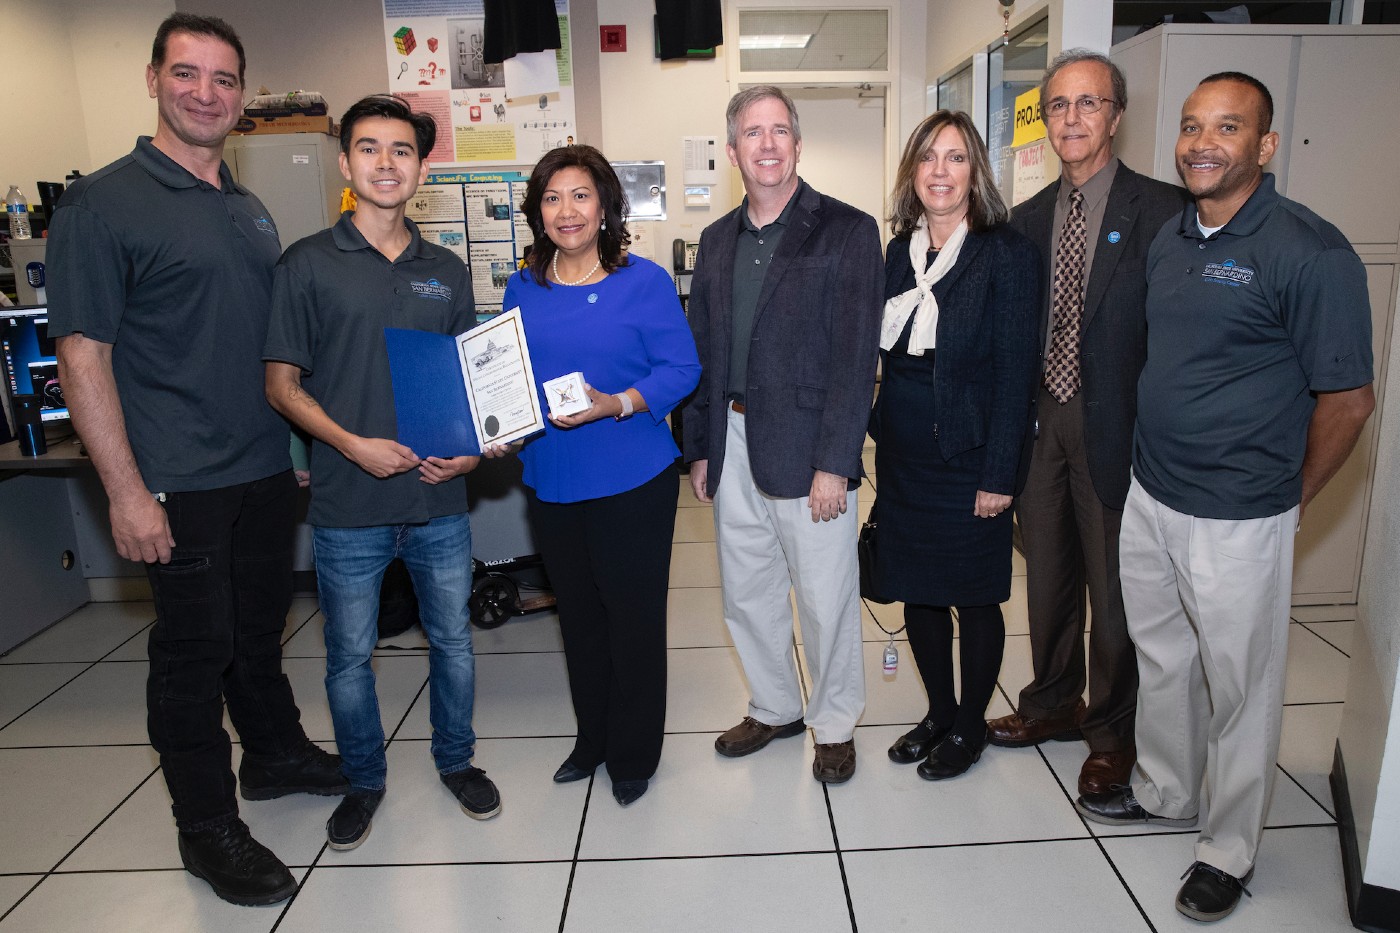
[869,110,1040,780]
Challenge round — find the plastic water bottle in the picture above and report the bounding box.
[6,185,31,239]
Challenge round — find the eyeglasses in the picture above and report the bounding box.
[1044,95,1120,118]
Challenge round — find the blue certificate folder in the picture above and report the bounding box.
[383,328,481,459]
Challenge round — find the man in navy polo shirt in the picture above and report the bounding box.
[1075,73,1375,923]
[264,95,500,852]
[48,13,347,908]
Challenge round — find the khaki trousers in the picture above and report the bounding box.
[1119,478,1296,878]
[713,407,866,744]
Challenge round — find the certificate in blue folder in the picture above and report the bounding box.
[384,328,480,459]
[384,306,545,460]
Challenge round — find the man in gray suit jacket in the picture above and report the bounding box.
[683,86,883,785]
[987,50,1187,797]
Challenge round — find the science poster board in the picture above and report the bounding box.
[382,0,576,166]
[1009,86,1057,206]
[408,170,533,317]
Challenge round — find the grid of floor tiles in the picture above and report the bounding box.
[0,469,1361,932]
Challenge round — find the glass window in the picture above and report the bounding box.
[937,62,974,115]
[985,17,1048,204]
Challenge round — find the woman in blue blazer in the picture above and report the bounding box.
[869,110,1041,780]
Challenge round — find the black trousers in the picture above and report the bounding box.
[145,470,310,830]
[527,466,677,781]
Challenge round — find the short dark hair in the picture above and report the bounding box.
[339,94,437,159]
[520,145,631,287]
[725,85,802,148]
[152,13,246,87]
[888,110,1007,237]
[1041,48,1127,115]
[1199,71,1274,131]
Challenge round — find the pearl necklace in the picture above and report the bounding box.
[553,250,601,286]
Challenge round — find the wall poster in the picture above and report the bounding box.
[409,170,533,318]
[382,0,576,167]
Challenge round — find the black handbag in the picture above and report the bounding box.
[858,500,892,604]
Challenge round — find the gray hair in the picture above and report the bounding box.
[1040,48,1128,113]
[725,85,802,148]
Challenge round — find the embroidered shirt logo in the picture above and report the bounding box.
[1202,259,1255,286]
[253,216,278,238]
[411,278,452,302]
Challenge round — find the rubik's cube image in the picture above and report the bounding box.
[393,26,416,55]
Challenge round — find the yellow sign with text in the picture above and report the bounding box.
[1012,87,1047,148]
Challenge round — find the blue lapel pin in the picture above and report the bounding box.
[1107,231,1121,244]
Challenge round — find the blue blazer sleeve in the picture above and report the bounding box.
[980,229,1042,494]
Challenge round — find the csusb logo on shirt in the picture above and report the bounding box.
[1202,259,1255,287]
[411,278,452,301]
[253,216,278,238]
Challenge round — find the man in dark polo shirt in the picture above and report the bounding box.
[683,86,882,784]
[265,95,499,852]
[47,13,346,907]
[1076,73,1374,923]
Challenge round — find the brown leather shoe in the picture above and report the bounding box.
[812,740,857,784]
[1078,748,1135,797]
[714,716,806,758]
[986,697,1086,748]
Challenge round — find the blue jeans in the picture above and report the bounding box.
[313,512,477,791]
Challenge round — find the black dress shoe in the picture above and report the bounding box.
[917,728,987,781]
[178,819,297,906]
[1177,861,1253,922]
[612,779,649,807]
[239,742,350,800]
[327,788,385,851]
[553,759,595,784]
[888,718,950,765]
[1074,786,1197,827]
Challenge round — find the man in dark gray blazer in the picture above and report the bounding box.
[683,86,883,785]
[987,49,1187,797]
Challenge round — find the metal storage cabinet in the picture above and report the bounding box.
[1112,25,1400,603]
[224,132,344,249]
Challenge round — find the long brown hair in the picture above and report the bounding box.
[521,145,631,287]
[888,110,1007,238]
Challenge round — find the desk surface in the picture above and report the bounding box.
[0,436,90,471]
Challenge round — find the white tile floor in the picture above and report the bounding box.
[0,469,1362,931]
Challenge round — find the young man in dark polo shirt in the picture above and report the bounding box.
[1076,73,1374,922]
[48,13,346,908]
[264,95,499,851]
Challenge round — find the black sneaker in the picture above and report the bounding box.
[1177,861,1254,922]
[326,788,386,851]
[240,743,350,800]
[441,766,501,820]
[177,819,297,906]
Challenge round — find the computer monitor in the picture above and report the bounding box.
[1,305,69,428]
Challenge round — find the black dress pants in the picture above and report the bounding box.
[527,465,677,781]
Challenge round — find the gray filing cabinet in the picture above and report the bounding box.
[1112,25,1400,603]
[224,133,344,248]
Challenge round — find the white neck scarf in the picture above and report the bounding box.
[879,217,968,356]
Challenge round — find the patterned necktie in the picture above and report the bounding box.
[1045,188,1087,404]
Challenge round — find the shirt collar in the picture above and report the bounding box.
[330,210,433,259]
[738,178,806,234]
[1057,156,1119,215]
[131,136,244,194]
[1178,172,1279,241]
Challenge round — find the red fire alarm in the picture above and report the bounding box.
[600,25,626,52]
